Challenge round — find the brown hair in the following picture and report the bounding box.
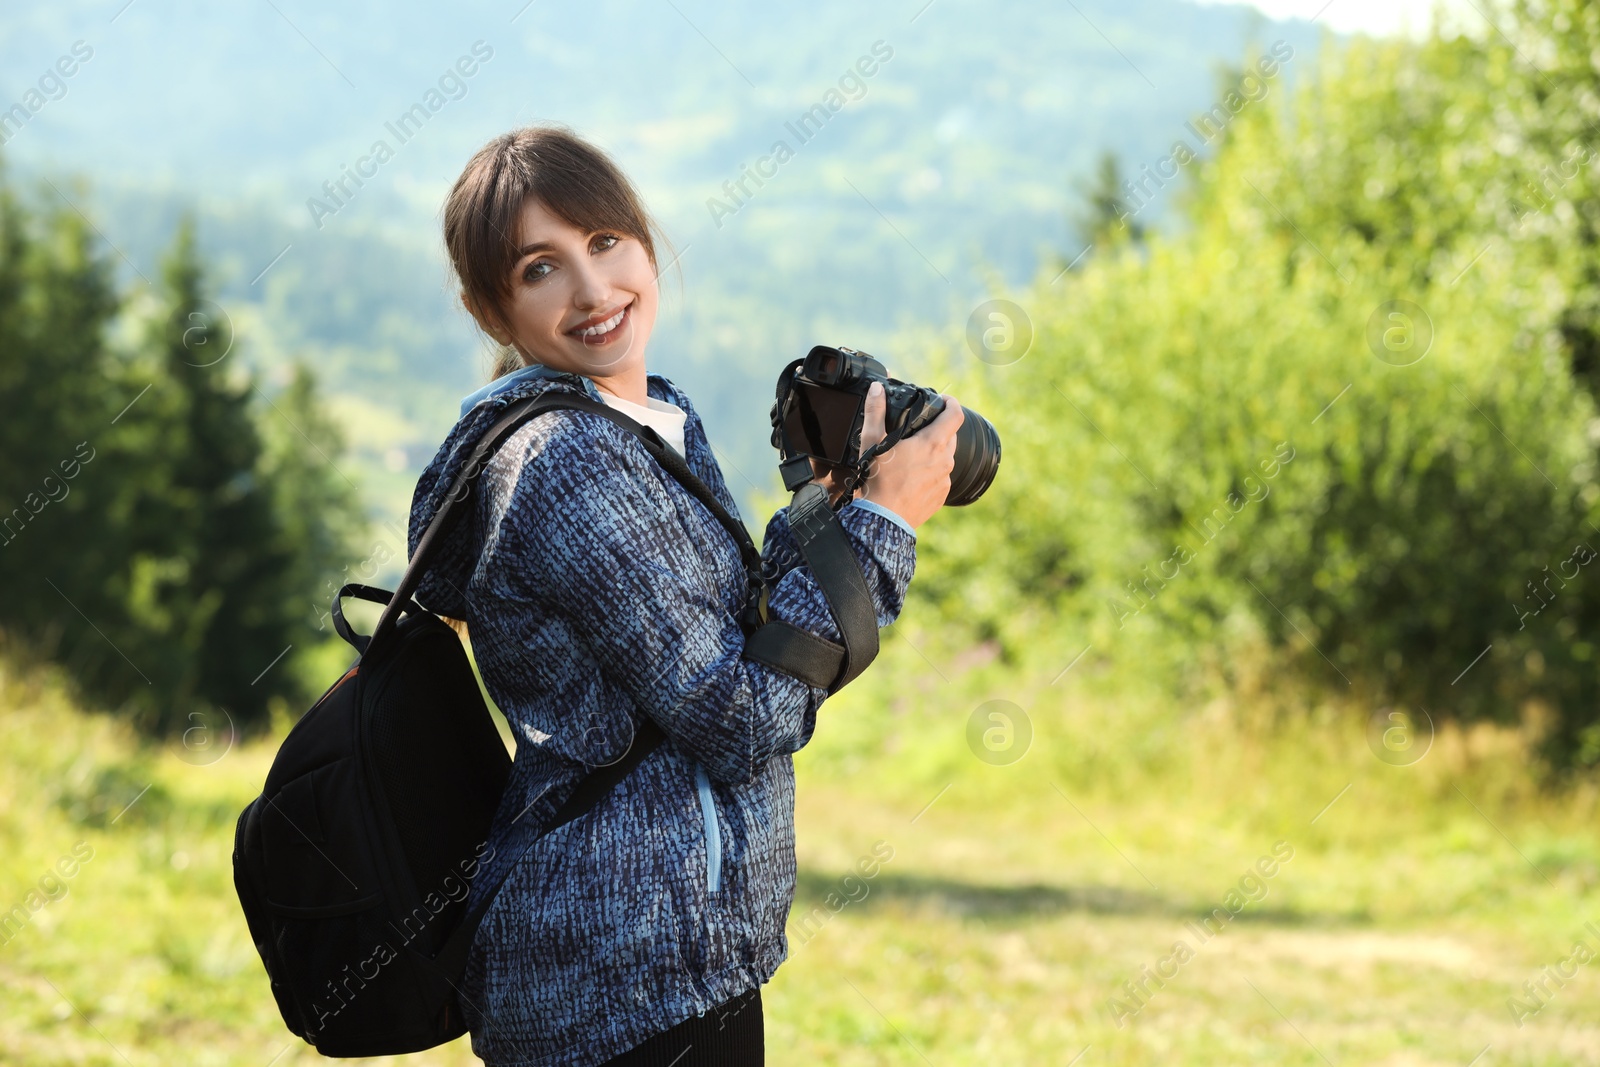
[442,123,672,380]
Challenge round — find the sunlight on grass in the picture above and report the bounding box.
[3,634,1599,1065]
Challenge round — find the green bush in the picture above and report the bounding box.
[917,18,1600,767]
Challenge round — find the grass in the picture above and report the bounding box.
[2,628,1599,1066]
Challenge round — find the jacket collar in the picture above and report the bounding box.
[459,361,684,418]
[459,361,592,416]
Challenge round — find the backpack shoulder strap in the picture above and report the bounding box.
[429,715,665,983]
[370,390,585,655]
[374,390,768,654]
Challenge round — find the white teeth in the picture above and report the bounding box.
[577,306,626,337]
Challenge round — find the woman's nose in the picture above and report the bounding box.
[568,257,610,310]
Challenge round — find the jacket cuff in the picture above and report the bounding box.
[848,496,916,540]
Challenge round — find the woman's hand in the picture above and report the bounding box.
[811,381,965,531]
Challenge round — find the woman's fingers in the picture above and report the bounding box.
[860,381,887,454]
[931,395,965,442]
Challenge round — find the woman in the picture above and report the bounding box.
[406,124,962,1067]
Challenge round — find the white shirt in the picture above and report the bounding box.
[596,390,689,460]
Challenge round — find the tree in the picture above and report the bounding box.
[0,172,124,680]
[1068,151,1144,260]
[255,358,368,697]
[0,187,367,735]
[119,218,373,732]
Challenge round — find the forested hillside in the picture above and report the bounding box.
[0,201,361,732]
[0,0,1327,536]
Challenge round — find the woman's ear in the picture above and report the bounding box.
[461,291,514,347]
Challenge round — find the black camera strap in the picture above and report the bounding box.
[377,388,881,690]
[743,481,880,690]
[579,399,880,694]
[769,356,923,505]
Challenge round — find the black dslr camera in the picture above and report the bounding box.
[769,345,1001,507]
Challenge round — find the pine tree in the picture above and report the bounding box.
[94,216,326,733]
[0,173,123,676]
[1068,151,1144,260]
[255,358,368,692]
[0,174,368,735]
[140,218,305,731]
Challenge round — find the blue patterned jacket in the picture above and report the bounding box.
[405,366,917,1066]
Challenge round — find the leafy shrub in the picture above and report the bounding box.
[917,21,1600,767]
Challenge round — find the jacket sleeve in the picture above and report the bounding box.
[762,498,917,585]
[502,416,916,785]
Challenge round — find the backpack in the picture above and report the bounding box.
[232,389,882,1057]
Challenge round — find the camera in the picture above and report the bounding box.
[769,345,1001,507]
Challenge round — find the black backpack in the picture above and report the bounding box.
[232,389,882,1057]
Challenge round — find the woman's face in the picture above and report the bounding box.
[477,196,658,386]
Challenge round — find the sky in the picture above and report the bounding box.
[1193,0,1482,38]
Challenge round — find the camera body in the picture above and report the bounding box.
[770,346,943,469]
[769,345,1000,507]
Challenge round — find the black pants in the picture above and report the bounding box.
[598,985,763,1067]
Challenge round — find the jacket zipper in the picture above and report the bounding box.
[693,762,722,895]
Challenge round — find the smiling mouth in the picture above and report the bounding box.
[568,300,632,344]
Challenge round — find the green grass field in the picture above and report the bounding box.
[3,631,1599,1066]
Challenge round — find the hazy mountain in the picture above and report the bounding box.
[0,0,1329,536]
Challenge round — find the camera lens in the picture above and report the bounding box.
[946,406,1001,507]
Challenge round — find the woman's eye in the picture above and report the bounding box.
[593,233,619,253]
[522,260,552,283]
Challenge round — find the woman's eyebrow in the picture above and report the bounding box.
[516,240,554,255]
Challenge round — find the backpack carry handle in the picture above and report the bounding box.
[331,583,426,655]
